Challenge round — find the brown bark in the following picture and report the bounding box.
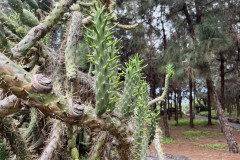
[220,53,225,111]
[182,3,196,40]
[168,92,171,120]
[189,74,194,128]
[163,77,170,137]
[178,90,182,118]
[194,0,202,24]
[237,95,240,117]
[207,80,212,125]
[206,77,239,153]
[174,91,178,124]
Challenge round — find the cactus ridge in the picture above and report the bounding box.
[19,9,40,27]
[120,55,144,117]
[26,0,39,10]
[7,0,23,13]
[85,1,121,116]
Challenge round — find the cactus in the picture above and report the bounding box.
[0,139,8,160]
[11,0,78,58]
[26,0,39,9]
[3,26,21,42]
[71,147,80,160]
[19,9,39,27]
[120,55,144,117]
[23,107,38,139]
[88,132,107,160]
[134,81,150,159]
[85,1,121,116]
[0,23,9,50]
[7,0,23,13]
[65,11,83,81]
[1,118,31,160]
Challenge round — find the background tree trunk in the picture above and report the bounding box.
[189,74,194,128]
[206,77,239,153]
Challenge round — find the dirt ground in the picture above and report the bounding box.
[161,120,240,160]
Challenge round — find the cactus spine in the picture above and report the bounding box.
[23,107,38,139]
[19,9,40,27]
[134,81,149,159]
[26,0,39,9]
[0,23,9,50]
[120,55,143,117]
[0,139,8,160]
[85,1,120,116]
[65,11,82,81]
[7,0,23,13]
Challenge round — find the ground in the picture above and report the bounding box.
[160,118,240,160]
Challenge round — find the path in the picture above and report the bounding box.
[194,115,240,129]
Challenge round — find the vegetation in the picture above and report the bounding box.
[0,0,239,159]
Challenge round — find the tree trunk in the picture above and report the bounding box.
[168,92,171,120]
[194,0,202,24]
[193,80,196,119]
[236,95,239,117]
[220,53,225,111]
[174,91,178,124]
[163,99,170,137]
[206,77,239,153]
[207,79,212,125]
[189,75,194,128]
[182,3,196,40]
[170,92,173,119]
[178,90,182,118]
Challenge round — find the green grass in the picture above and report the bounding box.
[161,137,174,144]
[183,130,211,140]
[169,119,217,127]
[182,130,224,140]
[195,143,227,150]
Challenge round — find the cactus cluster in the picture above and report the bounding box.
[120,55,144,117]
[7,0,39,27]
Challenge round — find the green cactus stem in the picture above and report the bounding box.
[26,0,39,9]
[0,23,9,50]
[3,27,21,42]
[7,0,23,13]
[0,139,8,160]
[0,117,32,160]
[148,64,174,106]
[117,23,138,30]
[0,10,27,37]
[88,131,107,160]
[23,107,38,139]
[71,147,80,160]
[65,11,83,81]
[120,55,143,117]
[85,1,121,116]
[19,9,39,27]
[134,81,149,159]
[11,0,78,58]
